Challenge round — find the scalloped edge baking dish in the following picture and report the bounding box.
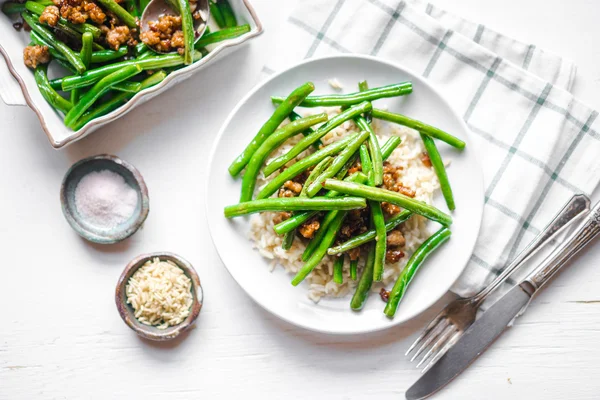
[0,0,262,148]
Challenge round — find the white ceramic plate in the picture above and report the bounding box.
[206,55,483,334]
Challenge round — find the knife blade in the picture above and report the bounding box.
[406,284,532,400]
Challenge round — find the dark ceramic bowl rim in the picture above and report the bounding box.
[60,154,150,244]
[115,252,203,341]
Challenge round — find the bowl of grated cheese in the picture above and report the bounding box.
[115,252,203,341]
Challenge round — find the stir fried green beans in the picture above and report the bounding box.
[125,0,139,17]
[273,172,368,235]
[113,81,142,93]
[240,113,328,202]
[355,116,383,186]
[257,132,360,199]
[358,80,372,122]
[34,65,72,114]
[209,0,225,27]
[228,82,315,177]
[350,244,375,310]
[64,64,142,127]
[288,110,323,150]
[176,0,194,64]
[30,31,65,61]
[380,136,402,159]
[372,108,465,150]
[323,180,452,226]
[370,201,386,282]
[303,157,333,195]
[350,258,358,281]
[328,210,412,255]
[305,130,370,197]
[302,208,338,261]
[96,0,137,28]
[24,1,102,38]
[421,134,455,210]
[272,82,413,108]
[264,101,372,177]
[58,52,200,90]
[72,71,167,130]
[282,230,295,250]
[292,210,347,286]
[22,12,86,74]
[218,0,237,27]
[333,255,344,284]
[359,144,372,183]
[224,197,366,218]
[80,32,93,68]
[384,227,451,317]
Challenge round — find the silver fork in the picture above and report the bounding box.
[406,194,591,372]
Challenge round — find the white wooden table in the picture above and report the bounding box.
[2,1,600,399]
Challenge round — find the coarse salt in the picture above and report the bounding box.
[74,169,138,228]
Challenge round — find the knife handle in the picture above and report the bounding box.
[522,201,600,294]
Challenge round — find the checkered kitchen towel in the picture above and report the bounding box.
[263,0,600,297]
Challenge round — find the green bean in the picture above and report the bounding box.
[333,255,344,284]
[272,82,412,108]
[91,47,128,63]
[224,197,366,218]
[305,130,370,197]
[30,31,65,61]
[281,230,295,250]
[24,1,102,38]
[384,227,451,318]
[72,71,167,130]
[112,81,142,93]
[64,64,142,127]
[80,32,93,68]
[292,211,347,286]
[328,210,411,255]
[218,0,237,27]
[288,110,322,150]
[34,64,72,114]
[209,0,225,28]
[175,0,194,64]
[350,244,375,310]
[350,258,358,281]
[96,0,137,28]
[228,82,315,177]
[355,117,383,186]
[358,80,372,122]
[323,180,452,226]
[55,58,76,74]
[370,201,386,282]
[70,87,80,104]
[58,52,199,90]
[257,132,359,200]
[263,102,372,177]
[194,24,251,48]
[421,134,455,210]
[240,113,328,202]
[273,172,368,235]
[302,157,333,196]
[380,136,401,159]
[359,144,372,183]
[371,108,465,150]
[22,12,86,74]
[2,2,26,15]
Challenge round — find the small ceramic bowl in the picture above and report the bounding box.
[60,154,149,244]
[115,252,203,341]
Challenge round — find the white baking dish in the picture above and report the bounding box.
[0,0,262,148]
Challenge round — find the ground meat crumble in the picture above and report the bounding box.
[23,45,50,69]
[140,14,184,54]
[39,5,60,27]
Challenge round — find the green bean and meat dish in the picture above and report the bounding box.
[223,79,464,318]
[2,0,250,130]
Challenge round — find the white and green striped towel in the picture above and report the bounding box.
[262,0,600,297]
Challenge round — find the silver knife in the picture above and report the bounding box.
[406,200,600,400]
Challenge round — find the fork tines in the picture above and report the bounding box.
[406,316,461,373]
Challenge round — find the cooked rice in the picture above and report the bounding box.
[249,106,440,302]
[126,258,193,329]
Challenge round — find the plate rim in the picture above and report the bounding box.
[205,54,484,335]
